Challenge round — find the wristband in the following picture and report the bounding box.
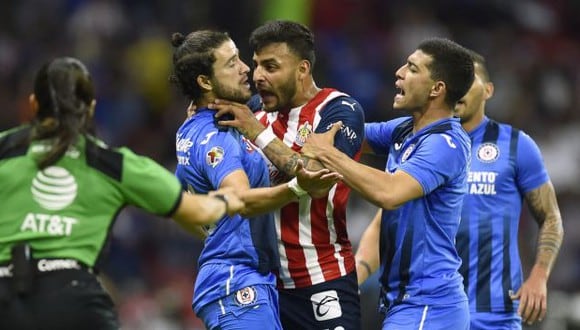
[212,194,229,212]
[254,127,276,149]
[287,177,308,197]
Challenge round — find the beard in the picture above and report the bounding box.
[261,78,297,112]
[212,80,251,104]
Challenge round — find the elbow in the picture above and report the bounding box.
[376,193,401,210]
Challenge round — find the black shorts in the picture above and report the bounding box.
[279,271,361,330]
[0,269,119,330]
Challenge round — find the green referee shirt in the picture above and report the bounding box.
[0,126,182,267]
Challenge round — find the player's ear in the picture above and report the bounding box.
[484,82,494,100]
[197,75,212,91]
[429,81,445,98]
[298,60,310,80]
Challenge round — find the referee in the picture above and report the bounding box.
[0,57,243,329]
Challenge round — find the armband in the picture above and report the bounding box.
[254,127,276,149]
[287,177,308,197]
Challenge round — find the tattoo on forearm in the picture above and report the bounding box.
[264,139,322,175]
[525,182,564,272]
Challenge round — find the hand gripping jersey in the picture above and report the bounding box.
[253,88,365,289]
[174,108,279,314]
[455,117,549,313]
[365,117,471,308]
[0,126,182,266]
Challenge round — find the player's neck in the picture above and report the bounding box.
[412,102,453,132]
[292,79,321,108]
[462,113,485,133]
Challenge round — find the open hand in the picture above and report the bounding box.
[294,159,343,198]
[208,99,266,140]
[302,121,343,159]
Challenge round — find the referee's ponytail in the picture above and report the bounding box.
[31,57,96,169]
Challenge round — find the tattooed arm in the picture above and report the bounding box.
[526,181,564,275]
[511,181,563,325]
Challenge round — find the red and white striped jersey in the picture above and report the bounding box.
[254,88,364,289]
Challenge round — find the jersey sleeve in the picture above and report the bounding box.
[400,133,468,195]
[364,117,410,156]
[119,147,182,216]
[247,94,263,113]
[315,96,365,158]
[195,130,245,190]
[516,131,549,193]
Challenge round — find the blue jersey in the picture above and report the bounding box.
[365,117,471,308]
[175,108,279,314]
[455,117,549,313]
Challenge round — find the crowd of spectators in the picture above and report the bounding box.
[1,1,578,329]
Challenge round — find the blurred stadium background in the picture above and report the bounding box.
[1,0,579,329]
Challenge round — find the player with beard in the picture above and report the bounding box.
[210,20,365,329]
[453,51,563,329]
[170,30,341,330]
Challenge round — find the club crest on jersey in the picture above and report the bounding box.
[401,144,415,163]
[234,286,257,306]
[477,143,500,163]
[206,146,224,167]
[295,121,313,146]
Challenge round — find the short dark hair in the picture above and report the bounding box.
[417,38,474,107]
[170,30,230,101]
[466,49,491,83]
[249,20,316,69]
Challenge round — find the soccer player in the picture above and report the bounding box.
[0,57,245,329]
[453,50,563,329]
[169,30,340,330]
[303,38,475,329]
[210,20,366,329]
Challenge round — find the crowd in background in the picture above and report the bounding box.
[1,0,579,329]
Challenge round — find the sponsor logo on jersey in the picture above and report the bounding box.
[341,100,357,111]
[22,166,79,236]
[311,290,342,321]
[295,121,313,146]
[176,135,194,152]
[20,213,78,236]
[477,143,500,163]
[206,146,224,168]
[234,286,257,306]
[401,144,415,163]
[468,171,498,195]
[441,133,457,148]
[31,166,77,210]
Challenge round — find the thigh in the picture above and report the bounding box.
[279,272,361,330]
[383,301,469,330]
[198,284,281,330]
[470,311,522,330]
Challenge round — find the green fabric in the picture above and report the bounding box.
[0,128,181,266]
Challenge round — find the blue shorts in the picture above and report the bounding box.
[382,300,469,330]
[196,284,281,330]
[279,272,361,330]
[470,311,522,330]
